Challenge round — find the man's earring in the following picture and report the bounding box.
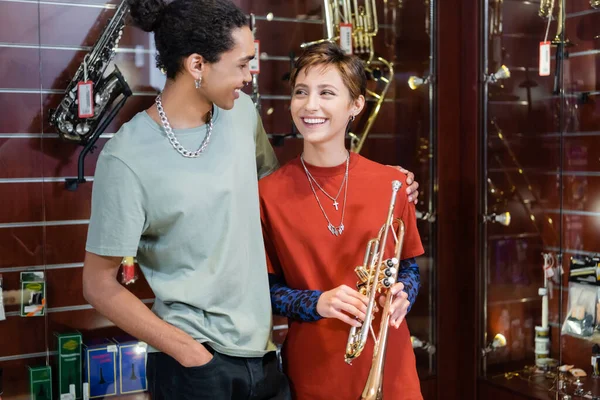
[195,76,203,89]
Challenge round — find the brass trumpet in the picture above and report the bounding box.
[346,180,405,400]
[592,0,600,9]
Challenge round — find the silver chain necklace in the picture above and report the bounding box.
[155,94,214,158]
[300,152,350,236]
[303,163,347,210]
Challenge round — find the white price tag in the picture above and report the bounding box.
[107,344,118,353]
[539,41,551,77]
[339,23,353,55]
[77,81,94,118]
[249,40,260,74]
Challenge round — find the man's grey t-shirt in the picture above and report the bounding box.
[86,93,279,357]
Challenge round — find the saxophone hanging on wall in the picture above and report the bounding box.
[49,0,132,190]
[301,0,393,154]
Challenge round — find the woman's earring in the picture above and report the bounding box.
[350,115,356,122]
[195,76,203,89]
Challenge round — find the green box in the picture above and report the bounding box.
[55,332,82,399]
[29,365,52,400]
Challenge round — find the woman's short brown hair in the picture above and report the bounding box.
[290,42,367,100]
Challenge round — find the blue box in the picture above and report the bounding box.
[83,339,118,398]
[112,336,147,394]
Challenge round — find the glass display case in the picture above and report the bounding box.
[480,0,600,398]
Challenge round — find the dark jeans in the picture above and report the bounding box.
[147,346,291,400]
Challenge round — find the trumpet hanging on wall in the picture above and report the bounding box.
[486,65,511,84]
[408,75,430,90]
[48,0,132,191]
[301,0,394,154]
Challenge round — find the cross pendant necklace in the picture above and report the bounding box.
[333,200,339,210]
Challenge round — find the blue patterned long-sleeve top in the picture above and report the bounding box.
[269,257,421,322]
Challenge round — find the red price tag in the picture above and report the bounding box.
[77,80,94,118]
[539,41,551,77]
[340,23,353,55]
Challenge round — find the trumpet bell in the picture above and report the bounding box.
[408,76,424,90]
[494,65,510,80]
[487,65,510,84]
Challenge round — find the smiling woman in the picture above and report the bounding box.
[259,42,425,400]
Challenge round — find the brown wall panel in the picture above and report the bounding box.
[420,377,437,400]
[0,316,48,356]
[41,137,109,178]
[254,61,296,96]
[39,4,116,47]
[0,183,44,223]
[38,4,149,50]
[0,94,42,134]
[44,224,89,265]
[0,138,42,179]
[0,2,39,44]
[0,48,40,89]
[565,12,600,54]
[43,182,92,221]
[0,226,44,268]
[258,99,295,134]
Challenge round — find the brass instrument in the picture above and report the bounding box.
[592,0,600,9]
[539,0,554,18]
[350,59,394,153]
[346,180,404,400]
[301,1,394,154]
[302,0,379,60]
[539,0,571,46]
[551,0,569,45]
[490,0,503,36]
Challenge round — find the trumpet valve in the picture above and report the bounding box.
[355,266,370,283]
[380,276,394,288]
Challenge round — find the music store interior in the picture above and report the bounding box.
[1,0,600,399]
